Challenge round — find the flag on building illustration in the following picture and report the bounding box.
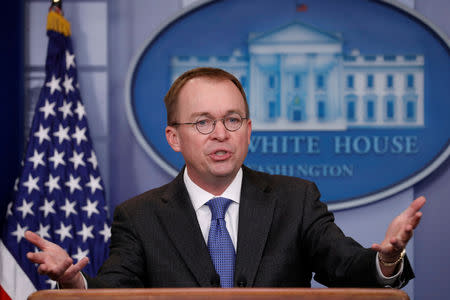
[0,8,110,300]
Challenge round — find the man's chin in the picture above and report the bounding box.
[209,165,239,179]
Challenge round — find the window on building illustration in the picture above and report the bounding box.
[316,74,324,89]
[346,95,357,122]
[385,97,395,121]
[406,74,415,88]
[347,101,356,121]
[366,100,375,121]
[386,75,394,88]
[294,74,301,88]
[384,55,396,61]
[293,110,302,121]
[269,75,275,89]
[269,101,276,119]
[367,74,374,88]
[344,55,356,62]
[405,55,417,61]
[406,101,416,121]
[318,101,326,120]
[347,75,354,89]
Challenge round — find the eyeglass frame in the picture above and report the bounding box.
[170,113,249,135]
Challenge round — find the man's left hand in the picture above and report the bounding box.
[371,196,426,276]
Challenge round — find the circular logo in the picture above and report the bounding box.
[126,0,450,210]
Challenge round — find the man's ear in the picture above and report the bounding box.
[165,126,181,152]
[246,119,252,145]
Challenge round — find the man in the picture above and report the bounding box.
[25,67,425,288]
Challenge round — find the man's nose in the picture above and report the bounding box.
[210,120,229,140]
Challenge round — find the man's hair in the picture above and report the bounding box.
[164,67,249,125]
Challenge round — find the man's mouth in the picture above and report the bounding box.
[215,150,227,156]
[209,149,232,160]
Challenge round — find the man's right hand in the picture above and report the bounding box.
[25,231,88,289]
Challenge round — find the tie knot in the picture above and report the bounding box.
[207,197,232,220]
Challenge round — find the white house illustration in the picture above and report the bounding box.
[170,22,424,131]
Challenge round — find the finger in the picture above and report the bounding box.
[409,212,423,229]
[24,231,49,250]
[404,196,426,217]
[59,257,89,282]
[389,237,407,251]
[371,243,382,252]
[37,264,50,276]
[73,257,89,272]
[26,251,47,264]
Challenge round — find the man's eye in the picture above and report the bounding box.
[197,119,210,126]
[227,117,239,123]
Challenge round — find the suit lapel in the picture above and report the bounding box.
[155,172,217,286]
[235,167,276,287]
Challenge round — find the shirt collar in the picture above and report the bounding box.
[183,167,242,211]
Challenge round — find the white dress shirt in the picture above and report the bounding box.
[183,167,242,251]
[183,166,403,286]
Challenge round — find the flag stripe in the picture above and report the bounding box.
[0,240,35,300]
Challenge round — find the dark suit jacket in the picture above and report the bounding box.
[87,166,414,288]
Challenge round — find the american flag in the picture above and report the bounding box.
[0,10,110,299]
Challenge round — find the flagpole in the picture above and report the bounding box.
[49,0,63,15]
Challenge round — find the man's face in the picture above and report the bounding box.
[165,77,252,191]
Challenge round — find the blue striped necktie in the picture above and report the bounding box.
[206,197,235,288]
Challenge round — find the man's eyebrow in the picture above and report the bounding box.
[190,110,244,119]
[190,112,213,119]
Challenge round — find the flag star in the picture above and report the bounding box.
[11,223,29,243]
[22,174,40,194]
[71,126,87,145]
[58,100,73,120]
[74,101,86,121]
[44,174,61,193]
[45,75,62,95]
[72,247,89,263]
[16,198,35,219]
[6,202,13,217]
[87,151,98,170]
[69,150,86,171]
[99,223,111,243]
[85,175,103,194]
[39,99,56,120]
[39,198,56,218]
[53,124,71,144]
[49,149,66,169]
[14,177,19,192]
[60,198,78,218]
[28,150,46,170]
[46,279,57,289]
[65,50,76,70]
[36,223,51,239]
[82,198,99,218]
[77,223,94,243]
[62,74,75,94]
[34,124,51,144]
[55,222,73,242]
[65,175,82,194]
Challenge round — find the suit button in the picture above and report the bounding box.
[210,274,220,287]
[237,279,247,287]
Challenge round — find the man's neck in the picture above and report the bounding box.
[185,168,239,196]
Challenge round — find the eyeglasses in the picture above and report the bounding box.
[171,113,248,135]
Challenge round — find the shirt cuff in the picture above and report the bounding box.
[81,273,88,289]
[375,252,404,287]
[56,273,88,289]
